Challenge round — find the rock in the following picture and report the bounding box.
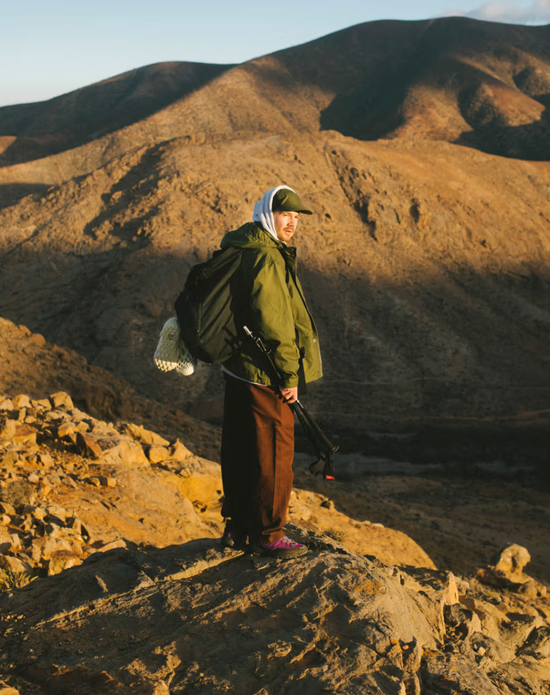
[171,439,191,462]
[11,395,30,409]
[29,333,46,347]
[102,441,149,467]
[48,550,81,576]
[0,399,13,411]
[495,544,531,580]
[122,423,170,447]
[27,473,40,484]
[31,398,52,411]
[56,422,76,439]
[76,432,103,459]
[1,480,35,507]
[38,481,51,497]
[0,534,548,695]
[0,682,20,695]
[0,555,32,574]
[50,392,74,410]
[0,527,11,554]
[94,539,128,553]
[148,446,170,464]
[36,452,54,467]
[101,477,117,488]
[0,421,36,446]
[0,502,16,516]
[518,579,547,599]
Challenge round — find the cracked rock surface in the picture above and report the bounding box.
[0,532,548,695]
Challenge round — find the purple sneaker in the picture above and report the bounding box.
[221,527,248,549]
[252,536,308,559]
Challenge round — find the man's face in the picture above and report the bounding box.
[273,210,300,243]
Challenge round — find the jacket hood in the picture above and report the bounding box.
[252,185,296,240]
[220,222,283,251]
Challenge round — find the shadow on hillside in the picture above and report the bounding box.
[456,103,550,161]
[0,182,50,209]
[2,239,550,475]
[82,144,167,244]
[0,63,232,167]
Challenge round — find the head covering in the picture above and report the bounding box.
[252,186,313,240]
[272,188,313,215]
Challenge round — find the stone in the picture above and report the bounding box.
[0,555,32,574]
[37,452,54,468]
[0,527,11,554]
[495,544,531,580]
[38,482,51,497]
[76,433,103,460]
[50,392,74,411]
[31,398,52,411]
[0,399,13,411]
[27,473,40,484]
[95,539,127,553]
[171,439,191,462]
[122,423,170,447]
[101,477,117,488]
[29,333,46,347]
[57,422,76,439]
[102,441,149,467]
[1,480,35,507]
[48,550,81,576]
[148,446,170,464]
[0,682,20,695]
[1,534,548,695]
[11,395,30,410]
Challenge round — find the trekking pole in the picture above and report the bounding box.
[243,326,338,480]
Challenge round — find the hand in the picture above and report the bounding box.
[279,386,298,404]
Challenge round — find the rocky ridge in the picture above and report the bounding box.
[0,389,432,586]
[0,533,547,694]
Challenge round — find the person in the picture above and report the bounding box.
[219,185,323,559]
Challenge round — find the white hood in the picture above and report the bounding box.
[252,185,296,241]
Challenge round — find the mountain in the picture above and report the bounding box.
[1,17,549,180]
[0,61,231,166]
[0,17,549,456]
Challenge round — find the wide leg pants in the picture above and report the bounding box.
[220,373,295,544]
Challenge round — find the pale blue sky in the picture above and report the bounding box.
[2,0,549,107]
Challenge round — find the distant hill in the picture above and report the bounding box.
[0,17,549,446]
[1,17,549,174]
[0,61,231,166]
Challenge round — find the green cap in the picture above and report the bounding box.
[272,188,313,215]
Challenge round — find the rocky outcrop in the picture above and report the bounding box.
[0,390,434,587]
[0,532,548,695]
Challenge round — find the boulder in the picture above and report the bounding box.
[121,423,170,447]
[11,394,30,409]
[147,446,170,464]
[50,392,74,410]
[0,554,32,574]
[495,544,531,580]
[0,533,548,695]
[48,550,81,576]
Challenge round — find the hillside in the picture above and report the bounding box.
[0,61,231,167]
[0,17,549,450]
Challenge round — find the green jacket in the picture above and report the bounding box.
[220,222,322,388]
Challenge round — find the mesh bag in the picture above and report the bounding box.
[154,317,196,376]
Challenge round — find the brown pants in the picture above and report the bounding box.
[221,373,295,544]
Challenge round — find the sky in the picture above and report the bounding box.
[2,0,550,108]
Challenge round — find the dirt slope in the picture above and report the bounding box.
[0,130,549,443]
[1,17,549,201]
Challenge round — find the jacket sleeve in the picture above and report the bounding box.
[242,249,301,388]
